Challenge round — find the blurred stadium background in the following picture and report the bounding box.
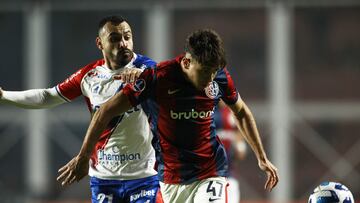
[0,0,359,202]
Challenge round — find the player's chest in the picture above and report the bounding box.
[81,71,123,104]
[157,81,222,109]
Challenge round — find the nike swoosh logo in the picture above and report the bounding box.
[168,89,181,95]
[209,197,221,202]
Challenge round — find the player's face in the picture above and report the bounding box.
[97,21,134,69]
[182,53,219,90]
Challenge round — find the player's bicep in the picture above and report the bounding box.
[227,96,246,120]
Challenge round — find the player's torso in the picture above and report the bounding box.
[81,64,156,180]
[155,76,220,146]
[150,65,228,184]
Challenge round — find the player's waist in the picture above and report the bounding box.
[159,170,228,184]
[89,168,158,180]
[90,174,159,184]
[158,157,228,176]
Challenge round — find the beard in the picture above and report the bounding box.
[115,48,134,66]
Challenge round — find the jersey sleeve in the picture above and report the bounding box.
[122,68,156,107]
[55,60,103,101]
[56,66,90,101]
[1,87,65,109]
[56,60,103,101]
[216,67,239,105]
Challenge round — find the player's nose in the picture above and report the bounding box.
[119,38,128,48]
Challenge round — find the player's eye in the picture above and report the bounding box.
[124,35,131,41]
[110,36,121,43]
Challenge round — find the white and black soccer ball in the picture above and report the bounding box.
[308,181,354,203]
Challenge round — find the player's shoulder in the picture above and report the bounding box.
[83,59,105,68]
[156,55,182,74]
[133,54,156,68]
[157,54,182,68]
[140,55,181,81]
[66,59,104,81]
[214,67,232,81]
[79,59,105,73]
[217,66,230,75]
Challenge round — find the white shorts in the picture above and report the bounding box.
[160,176,229,203]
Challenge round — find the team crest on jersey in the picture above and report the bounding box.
[87,70,98,78]
[132,79,146,92]
[205,81,219,99]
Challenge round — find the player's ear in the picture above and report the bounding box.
[96,37,103,50]
[182,57,190,69]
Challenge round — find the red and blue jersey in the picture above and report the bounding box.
[123,55,239,184]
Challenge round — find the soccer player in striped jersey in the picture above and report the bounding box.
[0,16,163,203]
[58,28,279,203]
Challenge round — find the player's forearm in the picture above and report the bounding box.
[0,88,65,109]
[77,91,132,159]
[77,108,111,159]
[235,105,267,163]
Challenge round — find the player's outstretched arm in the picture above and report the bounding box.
[0,87,65,109]
[57,90,132,186]
[228,97,279,191]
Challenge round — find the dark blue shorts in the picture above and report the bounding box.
[90,175,163,203]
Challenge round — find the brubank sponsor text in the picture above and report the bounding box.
[170,108,214,120]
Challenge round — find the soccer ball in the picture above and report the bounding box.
[308,181,354,203]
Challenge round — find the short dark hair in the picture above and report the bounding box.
[98,15,126,34]
[185,29,227,69]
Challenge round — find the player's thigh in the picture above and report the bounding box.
[90,177,123,203]
[194,176,229,203]
[127,175,163,203]
[160,182,192,203]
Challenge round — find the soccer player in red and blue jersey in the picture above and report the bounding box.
[59,29,279,203]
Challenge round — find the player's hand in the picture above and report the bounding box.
[57,155,89,186]
[258,158,279,191]
[113,68,143,83]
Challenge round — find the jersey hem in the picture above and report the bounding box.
[89,172,158,181]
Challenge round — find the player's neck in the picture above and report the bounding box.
[104,54,135,71]
[180,60,203,91]
[105,61,125,71]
